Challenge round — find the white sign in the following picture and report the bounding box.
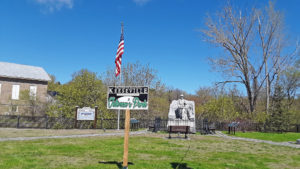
[107,86,149,110]
[77,107,95,120]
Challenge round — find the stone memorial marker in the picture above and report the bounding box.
[167,94,196,133]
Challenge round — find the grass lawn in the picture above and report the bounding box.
[0,134,300,169]
[0,128,121,138]
[222,131,300,142]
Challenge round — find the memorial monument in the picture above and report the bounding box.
[167,94,196,133]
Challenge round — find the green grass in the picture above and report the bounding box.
[0,134,300,169]
[222,131,300,142]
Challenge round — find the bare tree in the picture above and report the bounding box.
[101,61,166,119]
[281,60,300,109]
[102,61,159,88]
[202,2,298,114]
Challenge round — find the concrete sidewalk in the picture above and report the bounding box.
[0,130,148,142]
[214,131,300,149]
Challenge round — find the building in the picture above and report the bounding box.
[0,62,51,116]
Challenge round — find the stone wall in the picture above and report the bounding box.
[0,77,48,116]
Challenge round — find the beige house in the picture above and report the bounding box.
[0,62,51,116]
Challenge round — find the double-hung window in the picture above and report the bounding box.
[12,85,20,100]
[30,86,37,100]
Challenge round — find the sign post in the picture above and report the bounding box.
[75,107,96,129]
[94,106,98,129]
[74,106,79,128]
[123,109,130,168]
[107,86,149,169]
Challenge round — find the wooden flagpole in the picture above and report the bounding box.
[122,109,130,168]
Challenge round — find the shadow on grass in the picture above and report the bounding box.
[98,161,134,169]
[170,162,193,169]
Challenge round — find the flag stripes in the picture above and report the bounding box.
[115,25,124,77]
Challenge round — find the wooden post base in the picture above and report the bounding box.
[122,109,130,168]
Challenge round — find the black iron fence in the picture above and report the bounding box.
[213,121,300,133]
[0,115,299,133]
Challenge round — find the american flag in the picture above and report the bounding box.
[115,24,124,77]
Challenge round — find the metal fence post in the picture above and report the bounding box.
[74,106,79,129]
[45,115,48,129]
[94,106,98,129]
[17,116,20,128]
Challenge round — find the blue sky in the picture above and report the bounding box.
[0,0,300,94]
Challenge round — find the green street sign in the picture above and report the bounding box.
[107,86,149,110]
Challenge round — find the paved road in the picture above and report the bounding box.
[0,130,148,142]
[214,131,300,149]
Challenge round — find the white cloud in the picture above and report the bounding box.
[34,0,74,13]
[133,0,151,6]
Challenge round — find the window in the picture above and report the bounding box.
[12,85,20,100]
[30,86,37,100]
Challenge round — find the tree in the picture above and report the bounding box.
[202,2,298,114]
[268,85,290,133]
[195,87,215,105]
[102,61,159,88]
[291,98,300,124]
[47,74,60,92]
[19,90,46,116]
[47,69,107,118]
[280,60,300,109]
[201,96,238,122]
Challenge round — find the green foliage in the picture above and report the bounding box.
[47,74,61,92]
[47,69,107,118]
[52,122,64,129]
[290,98,300,124]
[280,60,300,124]
[222,131,300,142]
[43,60,300,124]
[201,96,238,122]
[148,89,170,119]
[267,86,291,133]
[252,111,268,123]
[19,90,45,116]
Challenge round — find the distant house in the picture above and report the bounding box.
[0,62,51,116]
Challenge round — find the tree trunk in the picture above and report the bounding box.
[266,59,270,114]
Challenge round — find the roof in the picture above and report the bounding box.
[0,62,51,82]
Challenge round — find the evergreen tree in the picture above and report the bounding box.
[269,85,287,133]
